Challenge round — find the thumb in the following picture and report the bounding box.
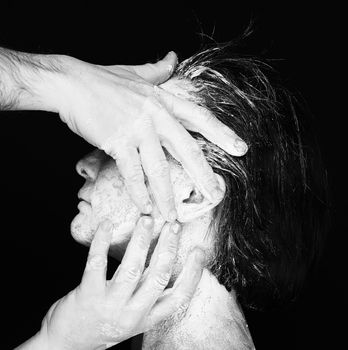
[132,51,178,85]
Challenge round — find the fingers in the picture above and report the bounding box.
[112,145,152,215]
[144,248,205,330]
[132,51,178,85]
[80,220,113,292]
[108,216,154,302]
[155,87,248,156]
[152,108,222,203]
[129,222,181,311]
[139,128,176,222]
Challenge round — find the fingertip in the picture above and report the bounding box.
[163,51,177,62]
[190,248,206,266]
[234,138,248,156]
[210,185,225,203]
[162,51,177,75]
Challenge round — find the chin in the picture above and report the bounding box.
[70,202,167,263]
[70,212,96,246]
[71,211,138,245]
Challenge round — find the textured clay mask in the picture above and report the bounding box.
[70,149,195,255]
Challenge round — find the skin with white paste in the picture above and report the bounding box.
[70,79,255,349]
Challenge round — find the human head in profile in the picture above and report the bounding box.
[71,43,329,349]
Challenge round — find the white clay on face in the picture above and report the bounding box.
[71,155,167,257]
[72,161,140,248]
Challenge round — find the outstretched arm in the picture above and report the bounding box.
[0,47,63,111]
[0,47,248,223]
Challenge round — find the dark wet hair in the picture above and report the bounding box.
[174,43,330,310]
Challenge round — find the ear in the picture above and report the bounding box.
[177,174,226,223]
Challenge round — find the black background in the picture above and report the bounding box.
[1,2,346,349]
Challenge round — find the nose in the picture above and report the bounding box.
[76,149,105,182]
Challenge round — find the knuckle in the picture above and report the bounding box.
[161,236,178,256]
[166,240,178,255]
[136,233,150,250]
[156,251,174,266]
[141,114,154,129]
[86,254,107,270]
[127,164,144,184]
[153,271,171,289]
[175,293,191,308]
[122,265,141,282]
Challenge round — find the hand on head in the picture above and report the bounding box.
[52,52,247,221]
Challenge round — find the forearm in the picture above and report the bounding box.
[0,47,65,112]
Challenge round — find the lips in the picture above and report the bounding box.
[78,197,90,204]
[77,200,91,212]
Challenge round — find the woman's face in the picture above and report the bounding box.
[70,148,194,260]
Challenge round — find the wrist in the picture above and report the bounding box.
[0,48,71,113]
[17,53,72,113]
[28,54,90,119]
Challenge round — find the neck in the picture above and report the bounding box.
[142,269,255,350]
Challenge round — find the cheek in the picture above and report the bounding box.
[91,172,141,240]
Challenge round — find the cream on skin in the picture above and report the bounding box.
[70,79,255,350]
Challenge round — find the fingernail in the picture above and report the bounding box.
[144,202,153,214]
[163,51,176,73]
[171,222,181,235]
[234,138,248,155]
[163,51,175,61]
[168,209,177,222]
[142,216,153,229]
[101,220,113,232]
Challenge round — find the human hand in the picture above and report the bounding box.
[37,217,205,350]
[46,52,247,221]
